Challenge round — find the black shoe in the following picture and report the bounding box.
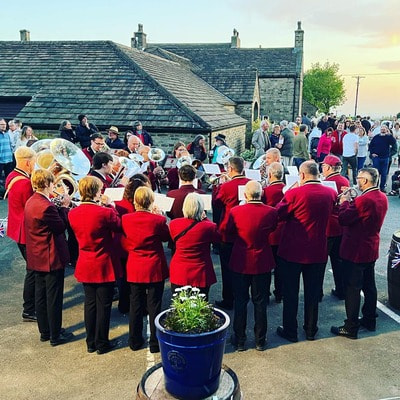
[255,341,267,351]
[22,312,37,322]
[331,289,345,300]
[129,338,145,351]
[274,295,282,304]
[149,344,160,354]
[215,300,233,311]
[359,318,376,332]
[303,326,318,341]
[97,339,120,355]
[330,326,357,339]
[276,326,298,343]
[318,293,324,302]
[41,328,66,342]
[50,331,74,346]
[230,335,245,352]
[87,346,96,353]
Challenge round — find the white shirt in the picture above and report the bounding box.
[357,135,369,158]
[342,133,359,157]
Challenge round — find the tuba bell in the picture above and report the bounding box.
[216,146,235,165]
[148,147,166,163]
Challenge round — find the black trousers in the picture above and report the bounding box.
[342,155,358,185]
[342,259,377,332]
[280,258,325,337]
[0,162,13,181]
[328,235,344,296]
[219,242,234,306]
[17,243,35,315]
[232,271,269,345]
[35,269,65,340]
[83,282,114,351]
[129,281,164,348]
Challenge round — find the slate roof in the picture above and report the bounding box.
[0,41,245,131]
[148,44,299,77]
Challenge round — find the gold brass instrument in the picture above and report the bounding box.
[35,138,91,197]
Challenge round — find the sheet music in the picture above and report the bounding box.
[286,166,299,176]
[104,187,125,202]
[202,164,221,174]
[154,193,175,212]
[199,194,212,210]
[244,168,261,181]
[321,180,338,192]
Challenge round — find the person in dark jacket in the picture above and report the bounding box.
[132,121,153,146]
[75,114,98,148]
[59,120,77,143]
[187,134,207,162]
[105,126,125,150]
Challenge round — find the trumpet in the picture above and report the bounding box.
[337,187,358,203]
[209,173,231,185]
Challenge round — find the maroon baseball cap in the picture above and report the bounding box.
[323,155,342,166]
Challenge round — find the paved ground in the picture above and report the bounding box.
[1,183,400,400]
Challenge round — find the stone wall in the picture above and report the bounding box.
[214,124,247,155]
[259,77,297,123]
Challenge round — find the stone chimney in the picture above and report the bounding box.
[20,29,30,42]
[294,21,304,49]
[231,28,241,48]
[131,23,147,50]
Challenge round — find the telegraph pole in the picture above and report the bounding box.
[352,76,365,117]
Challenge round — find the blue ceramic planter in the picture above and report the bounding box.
[155,308,230,400]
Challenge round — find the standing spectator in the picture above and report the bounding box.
[187,134,207,161]
[341,125,359,185]
[59,120,77,143]
[167,165,205,220]
[317,115,330,134]
[213,157,250,310]
[252,120,271,158]
[210,134,226,163]
[169,193,220,299]
[276,161,336,342]
[69,176,121,354]
[292,124,310,169]
[316,127,333,163]
[357,126,369,171]
[7,119,20,152]
[24,169,73,346]
[106,126,125,150]
[0,118,13,182]
[361,117,371,134]
[132,121,153,146]
[302,112,312,130]
[6,146,37,321]
[270,124,283,149]
[331,168,388,338]
[15,126,38,148]
[227,181,277,351]
[369,124,396,192]
[75,114,98,148]
[331,122,347,158]
[122,186,170,353]
[279,120,294,167]
[308,122,322,161]
[82,133,105,164]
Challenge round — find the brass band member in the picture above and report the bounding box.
[275,161,336,342]
[68,176,121,354]
[89,152,114,191]
[6,146,37,321]
[122,187,170,353]
[82,133,105,164]
[331,168,388,339]
[24,169,73,346]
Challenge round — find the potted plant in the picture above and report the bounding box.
[155,286,230,400]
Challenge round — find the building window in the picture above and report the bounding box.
[253,102,259,121]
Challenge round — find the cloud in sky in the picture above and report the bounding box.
[376,60,400,72]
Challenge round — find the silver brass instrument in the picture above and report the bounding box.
[148,147,166,163]
[216,146,235,165]
[337,187,358,203]
[128,153,144,163]
[110,157,141,187]
[176,155,193,169]
[209,173,231,185]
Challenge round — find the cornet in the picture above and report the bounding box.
[337,187,358,203]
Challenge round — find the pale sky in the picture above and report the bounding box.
[2,0,399,119]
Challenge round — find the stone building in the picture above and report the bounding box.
[0,33,246,153]
[139,22,304,129]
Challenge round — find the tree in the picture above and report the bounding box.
[303,62,346,114]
